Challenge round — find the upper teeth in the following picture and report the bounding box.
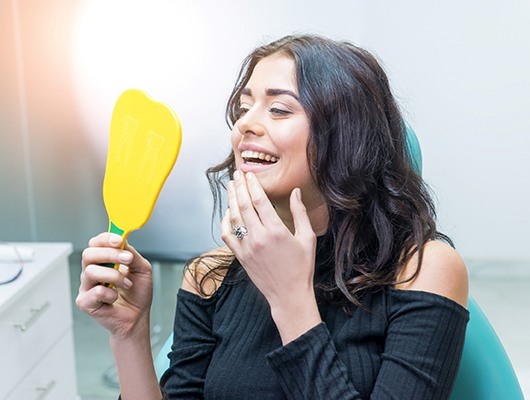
[241,150,278,162]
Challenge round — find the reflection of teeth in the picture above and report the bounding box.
[241,150,278,162]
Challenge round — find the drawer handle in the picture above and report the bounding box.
[35,380,56,400]
[13,301,51,332]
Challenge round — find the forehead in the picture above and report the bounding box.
[246,54,298,93]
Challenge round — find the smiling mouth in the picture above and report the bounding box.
[241,150,279,165]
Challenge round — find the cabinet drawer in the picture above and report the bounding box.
[5,331,78,400]
[0,259,72,398]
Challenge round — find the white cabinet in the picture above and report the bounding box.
[0,243,78,400]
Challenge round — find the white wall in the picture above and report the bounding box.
[1,0,528,261]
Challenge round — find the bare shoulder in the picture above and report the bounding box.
[181,246,233,298]
[395,240,469,308]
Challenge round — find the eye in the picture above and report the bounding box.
[268,107,291,117]
[236,106,250,118]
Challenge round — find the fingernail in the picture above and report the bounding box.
[234,170,241,180]
[246,172,254,180]
[123,277,133,289]
[109,234,121,246]
[118,251,132,263]
[296,188,302,201]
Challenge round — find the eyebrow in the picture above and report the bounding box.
[241,88,300,101]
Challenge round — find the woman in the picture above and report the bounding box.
[77,34,469,399]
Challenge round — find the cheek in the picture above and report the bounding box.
[230,127,238,147]
[231,129,241,165]
[283,132,310,168]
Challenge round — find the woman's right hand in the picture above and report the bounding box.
[75,232,154,339]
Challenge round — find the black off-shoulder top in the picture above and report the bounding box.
[159,237,469,399]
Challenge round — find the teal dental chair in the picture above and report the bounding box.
[407,123,522,399]
[154,126,524,399]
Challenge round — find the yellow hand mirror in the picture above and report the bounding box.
[102,89,182,273]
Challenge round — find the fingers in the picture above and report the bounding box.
[76,280,120,314]
[82,246,132,269]
[88,232,124,249]
[290,188,316,241]
[80,231,135,293]
[83,233,128,266]
[223,171,316,251]
[229,171,262,228]
[121,241,151,274]
[229,171,280,226]
[221,208,234,245]
[244,172,281,224]
[83,232,145,269]
[79,263,132,292]
[223,172,255,248]
[76,262,132,316]
[223,171,277,247]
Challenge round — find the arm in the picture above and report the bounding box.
[267,290,468,400]
[394,240,469,308]
[76,233,161,400]
[222,171,322,345]
[111,329,160,400]
[159,250,229,398]
[267,322,362,399]
[371,288,469,399]
[223,171,469,398]
[267,242,469,400]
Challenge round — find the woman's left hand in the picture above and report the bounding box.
[221,170,321,344]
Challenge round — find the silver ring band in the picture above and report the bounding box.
[232,225,249,240]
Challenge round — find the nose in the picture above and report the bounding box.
[235,108,265,137]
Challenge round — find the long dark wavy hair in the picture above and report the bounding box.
[192,34,449,307]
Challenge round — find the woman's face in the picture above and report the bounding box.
[231,54,321,209]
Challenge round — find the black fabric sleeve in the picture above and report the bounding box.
[266,289,469,400]
[159,289,219,399]
[267,322,362,399]
[372,290,469,399]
